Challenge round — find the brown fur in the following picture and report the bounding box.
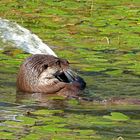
[17,54,81,96]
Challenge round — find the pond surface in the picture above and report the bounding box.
[0,0,140,139]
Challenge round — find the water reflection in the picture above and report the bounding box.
[16,90,140,109]
[16,92,68,109]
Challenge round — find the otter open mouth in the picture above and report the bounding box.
[55,69,76,83]
[55,69,86,90]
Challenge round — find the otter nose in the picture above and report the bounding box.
[64,69,86,90]
[74,76,86,90]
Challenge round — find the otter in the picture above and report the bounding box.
[17,54,86,96]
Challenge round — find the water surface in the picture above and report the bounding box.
[0,0,140,139]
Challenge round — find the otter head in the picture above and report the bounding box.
[17,54,86,95]
[37,55,70,83]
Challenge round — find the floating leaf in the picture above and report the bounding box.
[103,112,129,121]
[34,109,64,116]
[0,131,16,139]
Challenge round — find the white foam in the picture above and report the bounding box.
[0,18,57,57]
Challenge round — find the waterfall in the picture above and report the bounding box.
[0,18,57,57]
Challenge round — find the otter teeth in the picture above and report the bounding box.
[64,70,77,82]
[54,69,77,83]
[56,75,63,81]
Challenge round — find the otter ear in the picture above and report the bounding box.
[43,64,48,69]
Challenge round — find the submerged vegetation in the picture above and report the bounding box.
[0,0,140,139]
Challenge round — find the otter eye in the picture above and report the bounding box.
[43,64,48,69]
[56,60,60,65]
[66,60,69,64]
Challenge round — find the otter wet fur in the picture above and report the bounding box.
[17,54,86,96]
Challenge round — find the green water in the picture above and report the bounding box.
[0,0,140,139]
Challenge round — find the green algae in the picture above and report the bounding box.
[0,0,140,140]
[1,107,140,140]
[103,112,130,121]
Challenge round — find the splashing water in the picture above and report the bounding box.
[0,18,57,56]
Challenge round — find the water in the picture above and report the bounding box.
[0,0,140,139]
[0,19,140,140]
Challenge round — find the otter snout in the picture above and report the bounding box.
[55,69,86,90]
